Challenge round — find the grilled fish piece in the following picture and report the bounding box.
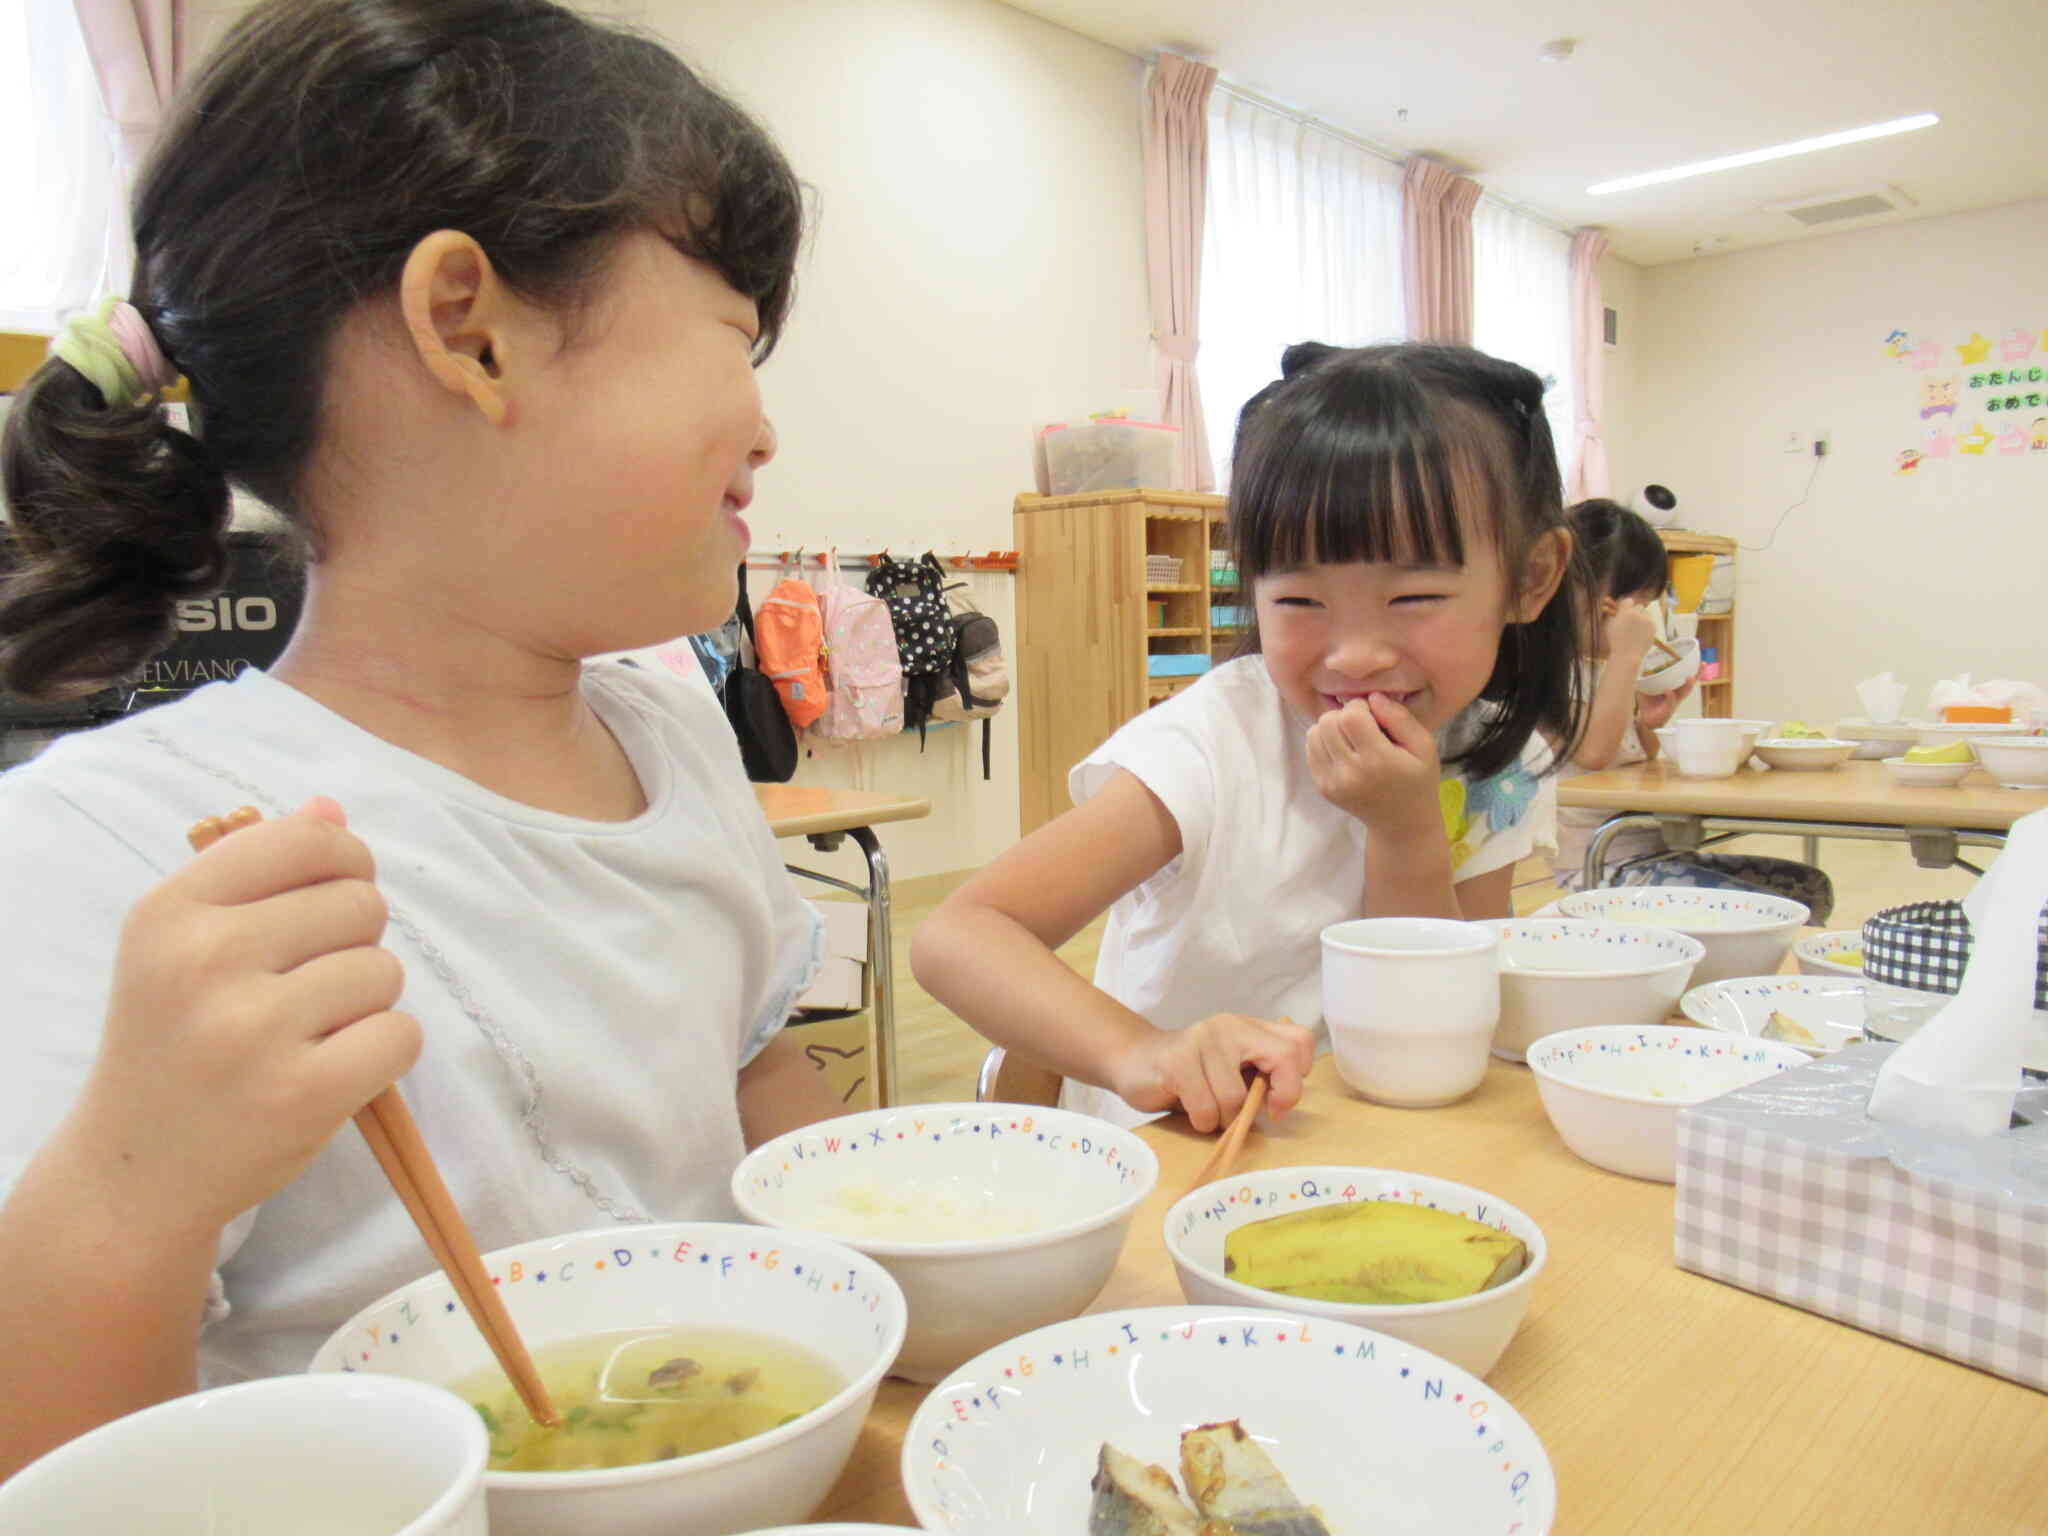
[1090,1442,1206,1535]
[1179,1420,1332,1536]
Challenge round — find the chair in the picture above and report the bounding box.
[974,1045,1062,1107]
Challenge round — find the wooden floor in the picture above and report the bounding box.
[837,834,1979,1108]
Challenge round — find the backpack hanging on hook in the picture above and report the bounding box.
[864,552,956,742]
[930,580,1010,779]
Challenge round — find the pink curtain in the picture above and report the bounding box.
[75,0,190,184]
[1400,157,1482,344]
[1566,229,1611,499]
[1144,54,1218,492]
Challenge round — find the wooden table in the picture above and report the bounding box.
[809,1054,2048,1532]
[1559,758,2048,889]
[754,785,932,1107]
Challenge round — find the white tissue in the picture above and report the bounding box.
[1856,672,1907,724]
[1867,808,2048,1137]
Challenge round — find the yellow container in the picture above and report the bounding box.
[1668,553,1713,613]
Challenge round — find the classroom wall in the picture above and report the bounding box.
[1630,197,2048,728]
[185,0,1156,884]
[1595,251,1645,506]
[649,0,1155,885]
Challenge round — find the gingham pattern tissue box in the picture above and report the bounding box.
[1675,1043,2048,1392]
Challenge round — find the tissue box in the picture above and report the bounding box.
[1675,1043,2048,1391]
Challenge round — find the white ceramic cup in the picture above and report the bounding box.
[0,1374,490,1535]
[1663,717,1746,778]
[1320,917,1500,1107]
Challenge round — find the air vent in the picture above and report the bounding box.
[1766,184,1917,227]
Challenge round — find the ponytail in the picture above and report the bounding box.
[1,339,231,701]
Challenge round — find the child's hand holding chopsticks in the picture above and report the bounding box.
[76,797,420,1231]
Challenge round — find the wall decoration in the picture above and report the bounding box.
[1890,323,2046,470]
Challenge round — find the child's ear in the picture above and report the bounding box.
[398,230,517,427]
[1510,527,1573,622]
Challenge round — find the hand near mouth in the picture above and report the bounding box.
[1306,692,1442,833]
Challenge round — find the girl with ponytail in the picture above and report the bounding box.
[0,0,838,1477]
[913,342,1592,1131]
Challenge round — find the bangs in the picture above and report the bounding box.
[1229,368,1517,581]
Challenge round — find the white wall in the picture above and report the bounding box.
[1630,198,2048,728]
[644,0,1154,883]
[1594,250,1644,505]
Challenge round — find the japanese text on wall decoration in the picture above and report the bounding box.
[1886,326,2048,473]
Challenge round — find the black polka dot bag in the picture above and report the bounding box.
[864,553,957,738]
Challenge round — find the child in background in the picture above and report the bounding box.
[1547,500,1835,917]
[1549,498,1694,889]
[913,342,1588,1130]
[0,0,841,1478]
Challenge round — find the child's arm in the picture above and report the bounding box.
[1634,676,1696,761]
[909,770,1314,1133]
[737,1032,849,1145]
[1572,601,1659,770]
[0,803,418,1481]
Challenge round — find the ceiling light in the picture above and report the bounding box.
[1587,113,1939,196]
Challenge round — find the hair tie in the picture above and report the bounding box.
[50,297,179,407]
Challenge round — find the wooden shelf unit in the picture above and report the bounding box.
[1014,487,1231,835]
[1658,529,1735,718]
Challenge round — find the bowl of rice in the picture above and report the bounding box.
[732,1103,1158,1383]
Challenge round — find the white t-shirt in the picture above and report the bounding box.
[0,660,821,1384]
[1064,656,1545,1124]
[1552,662,1663,889]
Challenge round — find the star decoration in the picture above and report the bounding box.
[1955,422,1994,455]
[1956,332,1992,365]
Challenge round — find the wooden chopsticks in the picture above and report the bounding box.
[187,807,560,1428]
[1649,636,1685,667]
[1185,1073,1269,1196]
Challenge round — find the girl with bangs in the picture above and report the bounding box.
[914,342,1589,1132]
[0,0,841,1474]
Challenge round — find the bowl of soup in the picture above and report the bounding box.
[309,1221,907,1536]
[1552,886,1809,987]
[732,1102,1158,1383]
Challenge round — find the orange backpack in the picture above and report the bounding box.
[754,563,828,729]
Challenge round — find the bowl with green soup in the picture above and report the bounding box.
[310,1221,907,1536]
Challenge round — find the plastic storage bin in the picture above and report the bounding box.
[1039,419,1179,496]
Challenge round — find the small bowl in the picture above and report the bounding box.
[1525,1025,1811,1181]
[1552,886,1809,987]
[901,1305,1557,1533]
[1481,917,1705,1060]
[733,1103,1157,1384]
[1636,636,1701,695]
[1881,754,1974,787]
[1793,929,1864,978]
[1653,722,1747,778]
[1163,1165,1546,1378]
[1971,736,2048,789]
[1833,719,1918,759]
[309,1222,908,1536]
[1752,737,1855,771]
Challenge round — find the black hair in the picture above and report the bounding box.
[1227,341,1589,781]
[1,0,803,701]
[1566,498,1667,602]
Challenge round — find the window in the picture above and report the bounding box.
[1198,90,1404,486]
[1472,199,1576,491]
[0,4,120,331]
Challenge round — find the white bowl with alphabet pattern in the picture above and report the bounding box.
[1163,1165,1546,1379]
[733,1103,1158,1384]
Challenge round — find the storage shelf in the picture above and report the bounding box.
[1147,627,1205,638]
[1147,582,1203,594]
